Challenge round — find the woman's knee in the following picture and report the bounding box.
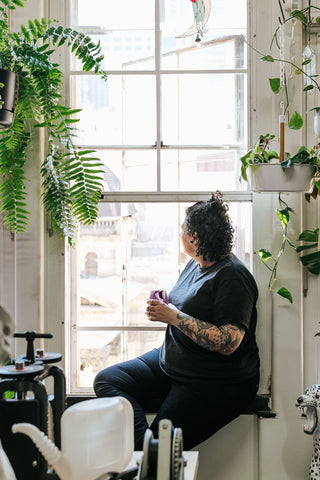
[93,367,117,396]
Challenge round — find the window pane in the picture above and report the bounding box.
[161,38,246,71]
[161,149,247,191]
[126,203,181,327]
[98,150,157,192]
[71,0,154,28]
[126,331,165,359]
[162,74,247,145]
[161,0,246,70]
[77,330,122,389]
[71,33,155,72]
[70,0,154,71]
[70,75,156,145]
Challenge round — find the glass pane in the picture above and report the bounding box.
[71,0,154,28]
[126,331,165,359]
[70,33,155,72]
[228,202,252,269]
[161,149,247,191]
[77,330,122,389]
[70,0,155,71]
[161,0,246,69]
[126,203,181,327]
[98,150,157,192]
[70,75,156,145]
[162,74,247,145]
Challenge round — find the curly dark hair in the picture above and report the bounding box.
[184,191,234,262]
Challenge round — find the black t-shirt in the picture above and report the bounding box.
[159,253,260,384]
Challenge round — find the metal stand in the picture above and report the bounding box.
[0,331,65,480]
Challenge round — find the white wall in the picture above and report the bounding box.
[1,0,320,478]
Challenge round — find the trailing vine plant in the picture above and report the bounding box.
[241,4,320,303]
[0,0,108,245]
[240,134,320,303]
[258,195,295,304]
[249,4,320,133]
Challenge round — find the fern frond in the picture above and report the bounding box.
[0,115,30,232]
[61,152,104,225]
[41,153,78,245]
[0,6,108,242]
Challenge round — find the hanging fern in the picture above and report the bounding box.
[0,0,107,244]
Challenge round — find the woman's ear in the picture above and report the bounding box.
[190,232,198,244]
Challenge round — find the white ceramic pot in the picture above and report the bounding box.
[248,164,316,193]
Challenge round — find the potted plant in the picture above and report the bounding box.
[239,134,320,303]
[238,4,320,303]
[0,0,108,246]
[240,134,319,193]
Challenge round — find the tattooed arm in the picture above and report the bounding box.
[174,311,245,355]
[145,300,245,355]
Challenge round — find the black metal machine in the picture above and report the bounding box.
[0,331,66,480]
[106,419,186,480]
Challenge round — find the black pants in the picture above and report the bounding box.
[93,348,259,450]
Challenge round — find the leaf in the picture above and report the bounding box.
[290,10,308,24]
[20,24,31,42]
[303,85,314,92]
[267,150,279,160]
[302,59,312,66]
[260,55,274,62]
[288,111,303,130]
[258,249,273,261]
[269,78,281,94]
[277,208,290,228]
[277,288,293,303]
[296,244,317,253]
[12,0,26,6]
[300,251,320,275]
[297,228,319,242]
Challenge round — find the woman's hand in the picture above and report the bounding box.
[145,300,179,325]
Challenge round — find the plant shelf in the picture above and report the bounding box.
[248,164,316,193]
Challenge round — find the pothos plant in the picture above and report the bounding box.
[251,4,320,135]
[240,134,320,303]
[241,4,320,303]
[0,0,108,245]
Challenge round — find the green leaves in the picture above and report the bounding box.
[256,195,296,303]
[290,9,308,24]
[261,55,274,62]
[296,229,320,275]
[288,111,303,130]
[0,8,108,244]
[239,134,278,182]
[269,78,281,94]
[277,208,290,229]
[277,288,293,304]
[0,0,27,9]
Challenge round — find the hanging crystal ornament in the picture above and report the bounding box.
[289,17,297,80]
[279,20,285,90]
[302,8,316,90]
[302,44,316,89]
[176,0,211,42]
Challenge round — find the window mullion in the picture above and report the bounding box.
[156,0,161,192]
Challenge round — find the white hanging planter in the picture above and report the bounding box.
[248,163,316,193]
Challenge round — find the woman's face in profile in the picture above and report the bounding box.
[179,221,196,257]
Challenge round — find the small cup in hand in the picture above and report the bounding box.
[149,290,168,304]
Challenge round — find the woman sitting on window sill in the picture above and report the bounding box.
[94,191,260,451]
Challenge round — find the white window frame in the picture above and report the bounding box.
[57,0,257,395]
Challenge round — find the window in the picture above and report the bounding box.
[67,0,250,394]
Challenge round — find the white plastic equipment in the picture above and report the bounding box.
[12,397,134,480]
